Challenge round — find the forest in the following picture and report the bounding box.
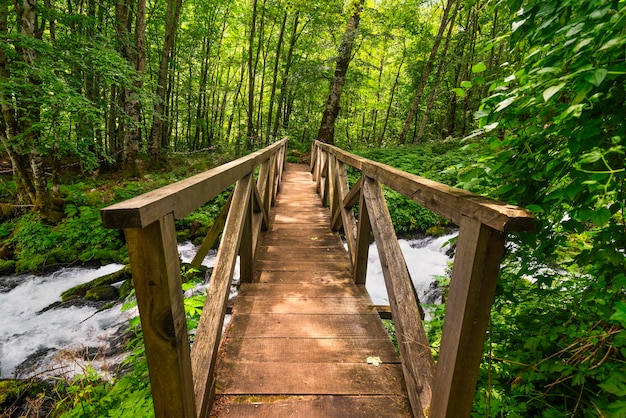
[1,0,625,416]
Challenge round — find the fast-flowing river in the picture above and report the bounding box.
[0,233,455,380]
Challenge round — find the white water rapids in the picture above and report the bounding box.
[0,233,454,380]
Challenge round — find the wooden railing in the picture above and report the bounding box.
[310,140,535,418]
[100,138,287,418]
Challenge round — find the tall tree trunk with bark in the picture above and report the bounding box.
[316,0,364,145]
[266,10,287,144]
[415,0,460,143]
[0,0,52,212]
[398,0,459,145]
[272,10,299,138]
[246,0,258,148]
[149,0,183,163]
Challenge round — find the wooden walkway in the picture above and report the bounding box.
[211,164,411,417]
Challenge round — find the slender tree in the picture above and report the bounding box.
[149,0,183,163]
[398,0,459,144]
[316,0,364,145]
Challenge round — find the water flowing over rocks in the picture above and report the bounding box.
[0,235,454,383]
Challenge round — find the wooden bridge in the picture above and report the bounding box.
[101,138,534,417]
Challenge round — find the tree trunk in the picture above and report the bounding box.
[415,0,460,143]
[316,0,364,145]
[266,10,287,144]
[272,10,300,138]
[379,49,405,145]
[0,0,52,211]
[246,0,258,147]
[149,0,183,162]
[398,0,458,145]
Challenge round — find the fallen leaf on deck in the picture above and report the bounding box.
[366,356,382,367]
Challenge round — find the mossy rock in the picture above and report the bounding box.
[84,284,119,302]
[62,264,132,301]
[48,248,78,264]
[0,259,15,275]
[119,278,134,300]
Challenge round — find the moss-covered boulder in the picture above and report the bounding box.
[84,285,119,302]
[62,265,132,301]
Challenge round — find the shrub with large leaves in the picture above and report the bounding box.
[462,0,625,415]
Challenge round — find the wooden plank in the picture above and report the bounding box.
[254,260,350,273]
[124,214,196,417]
[256,245,342,255]
[315,141,535,233]
[191,174,253,418]
[219,337,400,364]
[228,313,385,338]
[211,395,410,418]
[430,219,506,418]
[101,138,287,229]
[232,296,378,315]
[254,270,354,284]
[238,282,367,298]
[216,362,407,395]
[364,177,434,418]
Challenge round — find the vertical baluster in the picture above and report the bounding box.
[430,218,506,417]
[191,174,253,417]
[364,177,434,417]
[124,213,196,418]
[353,184,370,284]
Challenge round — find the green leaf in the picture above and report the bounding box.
[461,80,473,88]
[495,96,517,112]
[451,88,465,98]
[472,62,487,73]
[543,83,566,101]
[610,302,626,327]
[587,68,608,87]
[590,208,611,226]
[600,37,626,51]
[579,150,602,164]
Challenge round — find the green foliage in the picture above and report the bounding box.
[351,140,482,233]
[8,207,124,272]
[54,333,153,418]
[456,0,626,415]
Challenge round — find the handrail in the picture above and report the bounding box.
[100,138,288,418]
[311,140,535,418]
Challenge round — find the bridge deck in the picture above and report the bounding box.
[211,164,411,417]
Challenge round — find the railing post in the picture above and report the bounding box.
[239,187,254,284]
[124,213,196,418]
[430,218,506,418]
[353,185,370,285]
[363,177,434,417]
[191,174,253,417]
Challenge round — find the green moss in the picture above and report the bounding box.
[48,248,78,264]
[118,279,134,300]
[84,285,119,301]
[0,259,15,275]
[62,265,131,301]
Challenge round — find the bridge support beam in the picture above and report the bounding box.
[125,213,196,418]
[430,218,505,417]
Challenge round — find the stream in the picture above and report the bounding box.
[0,233,455,381]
